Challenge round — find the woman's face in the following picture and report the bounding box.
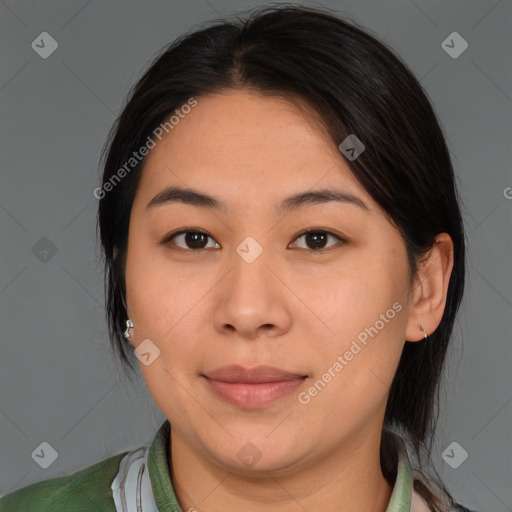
[124,90,415,474]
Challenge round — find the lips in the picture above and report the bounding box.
[202,365,308,408]
[205,365,307,383]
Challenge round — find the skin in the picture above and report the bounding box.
[121,90,454,512]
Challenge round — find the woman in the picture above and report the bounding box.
[0,4,475,511]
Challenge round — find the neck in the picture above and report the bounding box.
[169,426,394,512]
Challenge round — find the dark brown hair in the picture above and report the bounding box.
[96,4,468,510]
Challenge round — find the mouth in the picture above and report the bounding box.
[201,365,308,409]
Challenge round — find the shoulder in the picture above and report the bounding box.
[0,451,126,512]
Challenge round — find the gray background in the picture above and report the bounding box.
[0,0,511,510]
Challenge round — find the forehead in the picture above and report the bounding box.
[136,90,373,210]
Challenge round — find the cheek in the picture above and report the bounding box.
[299,254,407,344]
[125,230,193,339]
[124,235,207,413]
[129,270,204,423]
[297,248,409,397]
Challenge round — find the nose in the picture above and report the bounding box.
[212,244,292,340]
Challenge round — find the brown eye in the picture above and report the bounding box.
[164,230,220,251]
[290,229,346,251]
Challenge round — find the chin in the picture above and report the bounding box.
[203,434,307,474]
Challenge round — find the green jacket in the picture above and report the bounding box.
[0,420,471,511]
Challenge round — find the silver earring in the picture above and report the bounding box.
[419,324,428,340]
[124,319,134,339]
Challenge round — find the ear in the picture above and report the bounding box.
[113,245,118,260]
[405,233,454,342]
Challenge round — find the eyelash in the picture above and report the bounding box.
[160,228,347,253]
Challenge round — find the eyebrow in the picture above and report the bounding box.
[145,185,368,214]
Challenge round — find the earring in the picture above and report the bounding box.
[124,319,134,339]
[419,324,428,341]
